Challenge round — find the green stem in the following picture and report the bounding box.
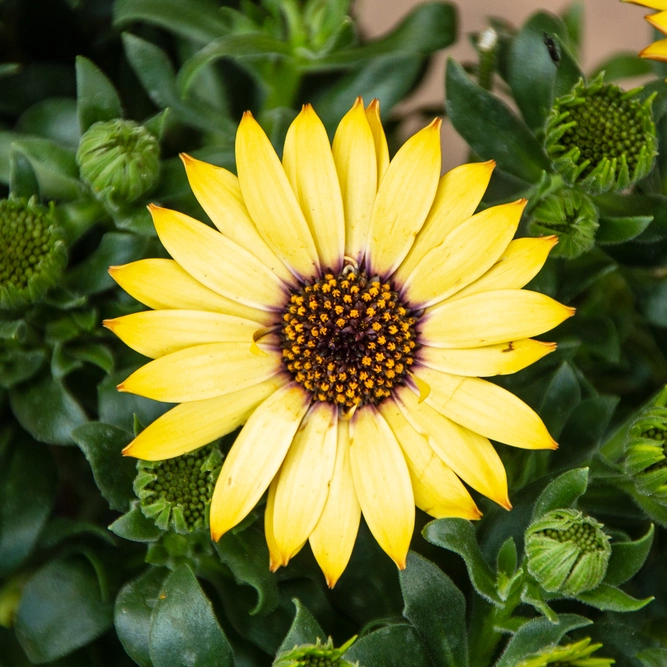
[262,59,302,112]
[477,27,498,91]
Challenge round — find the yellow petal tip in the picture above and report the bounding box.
[121,443,134,456]
[394,556,408,570]
[324,573,341,589]
[500,497,513,511]
[269,560,282,573]
[116,382,127,392]
[550,438,559,451]
[102,318,115,331]
[428,117,443,131]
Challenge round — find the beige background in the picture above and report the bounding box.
[357,0,653,168]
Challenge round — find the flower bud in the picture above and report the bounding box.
[625,403,667,497]
[545,74,657,195]
[76,119,160,204]
[528,189,598,259]
[134,445,222,534]
[525,509,611,595]
[273,637,357,667]
[517,637,614,667]
[0,197,66,309]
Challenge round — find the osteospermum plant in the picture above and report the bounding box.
[105,97,573,586]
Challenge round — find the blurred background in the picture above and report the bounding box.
[359,0,652,168]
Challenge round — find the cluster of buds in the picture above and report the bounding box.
[517,637,614,667]
[625,400,667,497]
[273,637,357,667]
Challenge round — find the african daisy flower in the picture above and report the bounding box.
[106,98,572,587]
[623,0,667,60]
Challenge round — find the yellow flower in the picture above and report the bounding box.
[106,98,572,587]
[623,0,667,60]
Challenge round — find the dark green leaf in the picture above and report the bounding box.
[537,361,581,439]
[632,493,667,528]
[497,537,518,576]
[15,557,114,663]
[561,1,584,54]
[115,567,168,667]
[114,0,231,43]
[557,248,616,303]
[508,12,568,129]
[592,53,654,82]
[445,59,549,183]
[638,649,667,667]
[0,349,45,388]
[605,525,655,586]
[143,109,171,141]
[109,503,163,542]
[37,517,115,550]
[423,518,500,604]
[75,57,123,132]
[551,34,584,99]
[399,552,467,667]
[68,342,115,374]
[9,148,39,198]
[344,624,431,667]
[532,468,589,521]
[0,439,57,576]
[494,614,592,667]
[149,564,234,667]
[66,231,148,296]
[277,599,326,655]
[9,373,88,445]
[597,215,654,244]
[215,524,280,615]
[71,422,136,512]
[520,581,559,624]
[575,583,653,611]
[16,98,80,149]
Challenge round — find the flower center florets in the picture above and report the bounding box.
[280,265,419,410]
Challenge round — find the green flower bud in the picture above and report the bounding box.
[525,509,611,595]
[625,401,667,497]
[517,637,614,667]
[0,197,66,310]
[528,189,599,259]
[273,637,357,667]
[76,119,160,204]
[545,74,657,195]
[134,445,222,534]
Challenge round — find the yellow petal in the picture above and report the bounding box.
[402,200,526,307]
[349,406,414,569]
[309,420,361,588]
[453,236,557,301]
[109,259,275,325]
[623,0,667,9]
[104,310,263,358]
[379,399,481,520]
[421,289,574,348]
[180,154,295,284]
[118,342,283,402]
[418,339,556,377]
[332,97,377,262]
[265,477,282,572]
[236,112,319,280]
[365,99,390,184]
[150,205,285,311]
[366,119,442,276]
[273,402,337,565]
[210,383,311,540]
[282,105,345,271]
[122,375,286,460]
[641,38,667,60]
[396,161,495,282]
[647,10,667,33]
[396,385,510,509]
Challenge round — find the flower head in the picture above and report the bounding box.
[545,75,657,195]
[623,0,667,61]
[0,197,66,309]
[273,637,357,667]
[525,509,612,595]
[107,98,572,586]
[517,638,614,667]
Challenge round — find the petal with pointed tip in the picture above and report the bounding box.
[365,99,390,184]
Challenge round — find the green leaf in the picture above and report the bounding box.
[532,468,589,521]
[149,564,234,667]
[0,348,45,388]
[68,342,115,374]
[109,502,163,542]
[114,0,231,43]
[0,439,57,576]
[520,581,559,624]
[344,624,432,667]
[445,58,549,183]
[494,614,592,667]
[508,12,569,130]
[497,537,518,577]
[632,493,667,528]
[66,231,148,296]
[16,98,80,149]
[9,373,88,445]
[37,517,115,550]
[596,215,654,244]
[638,648,667,667]
[423,518,500,604]
[277,599,326,654]
[177,33,291,97]
[115,567,168,667]
[9,147,39,198]
[399,552,467,667]
[71,422,136,512]
[75,56,123,132]
[551,34,584,99]
[15,556,114,663]
[537,361,581,439]
[305,1,457,69]
[592,53,654,82]
[214,524,280,615]
[604,525,655,586]
[561,1,584,54]
[575,583,653,611]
